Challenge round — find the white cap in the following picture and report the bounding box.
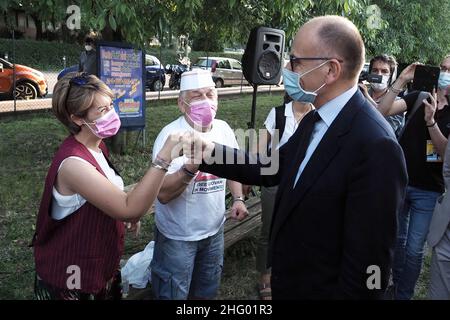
[180,69,215,91]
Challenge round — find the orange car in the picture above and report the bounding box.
[0,58,48,100]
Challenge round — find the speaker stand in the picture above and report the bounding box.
[247,84,258,130]
[246,84,258,153]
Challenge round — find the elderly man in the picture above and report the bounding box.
[190,15,408,299]
[150,69,248,300]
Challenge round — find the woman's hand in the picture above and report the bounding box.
[398,62,421,84]
[158,132,184,161]
[424,89,438,126]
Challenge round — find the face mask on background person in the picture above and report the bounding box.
[183,99,217,127]
[85,45,93,51]
[370,75,390,91]
[83,108,121,138]
[438,71,450,89]
[282,60,329,104]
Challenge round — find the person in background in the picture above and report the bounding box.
[253,95,313,300]
[368,54,404,136]
[79,32,98,76]
[377,55,450,299]
[150,69,248,300]
[32,72,183,300]
[427,86,450,300]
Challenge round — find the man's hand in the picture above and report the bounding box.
[181,131,215,165]
[358,83,370,99]
[230,200,248,221]
[424,89,438,126]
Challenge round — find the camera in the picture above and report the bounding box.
[359,71,383,84]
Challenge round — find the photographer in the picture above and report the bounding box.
[368,55,404,136]
[378,55,450,300]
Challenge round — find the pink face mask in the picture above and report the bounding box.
[184,99,217,127]
[83,108,121,138]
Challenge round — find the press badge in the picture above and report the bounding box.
[426,140,443,162]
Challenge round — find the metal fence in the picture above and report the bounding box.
[1,31,277,115]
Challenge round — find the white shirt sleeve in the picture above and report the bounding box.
[221,122,239,149]
[264,107,276,137]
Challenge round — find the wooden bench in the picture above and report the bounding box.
[122,183,262,299]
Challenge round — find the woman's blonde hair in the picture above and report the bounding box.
[52,72,114,134]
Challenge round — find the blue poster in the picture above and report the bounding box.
[97,43,145,129]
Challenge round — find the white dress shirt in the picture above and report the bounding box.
[293,85,358,187]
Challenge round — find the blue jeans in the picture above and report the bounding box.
[393,185,440,300]
[150,225,224,300]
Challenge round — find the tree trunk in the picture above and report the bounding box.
[31,15,42,40]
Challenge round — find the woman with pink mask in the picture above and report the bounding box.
[32,73,183,300]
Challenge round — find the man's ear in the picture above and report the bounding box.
[325,59,342,84]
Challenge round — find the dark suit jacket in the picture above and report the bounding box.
[200,90,408,299]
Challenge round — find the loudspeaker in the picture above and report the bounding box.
[242,26,285,85]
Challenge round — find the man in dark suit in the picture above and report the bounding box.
[183,15,408,299]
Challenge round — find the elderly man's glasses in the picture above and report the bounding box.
[289,55,344,70]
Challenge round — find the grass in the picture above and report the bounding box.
[0,91,431,300]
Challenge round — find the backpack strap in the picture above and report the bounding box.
[274,104,286,140]
[266,104,286,156]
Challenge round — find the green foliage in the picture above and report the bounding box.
[0,37,242,71]
[0,38,81,71]
[367,0,450,64]
[3,1,450,66]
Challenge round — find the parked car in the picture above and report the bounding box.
[145,54,165,91]
[192,57,247,88]
[57,54,166,92]
[0,58,48,100]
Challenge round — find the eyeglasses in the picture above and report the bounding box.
[289,55,344,70]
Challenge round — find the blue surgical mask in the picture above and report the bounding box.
[438,72,450,89]
[282,61,329,104]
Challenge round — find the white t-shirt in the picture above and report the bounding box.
[51,148,124,220]
[152,116,239,241]
[264,101,307,150]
